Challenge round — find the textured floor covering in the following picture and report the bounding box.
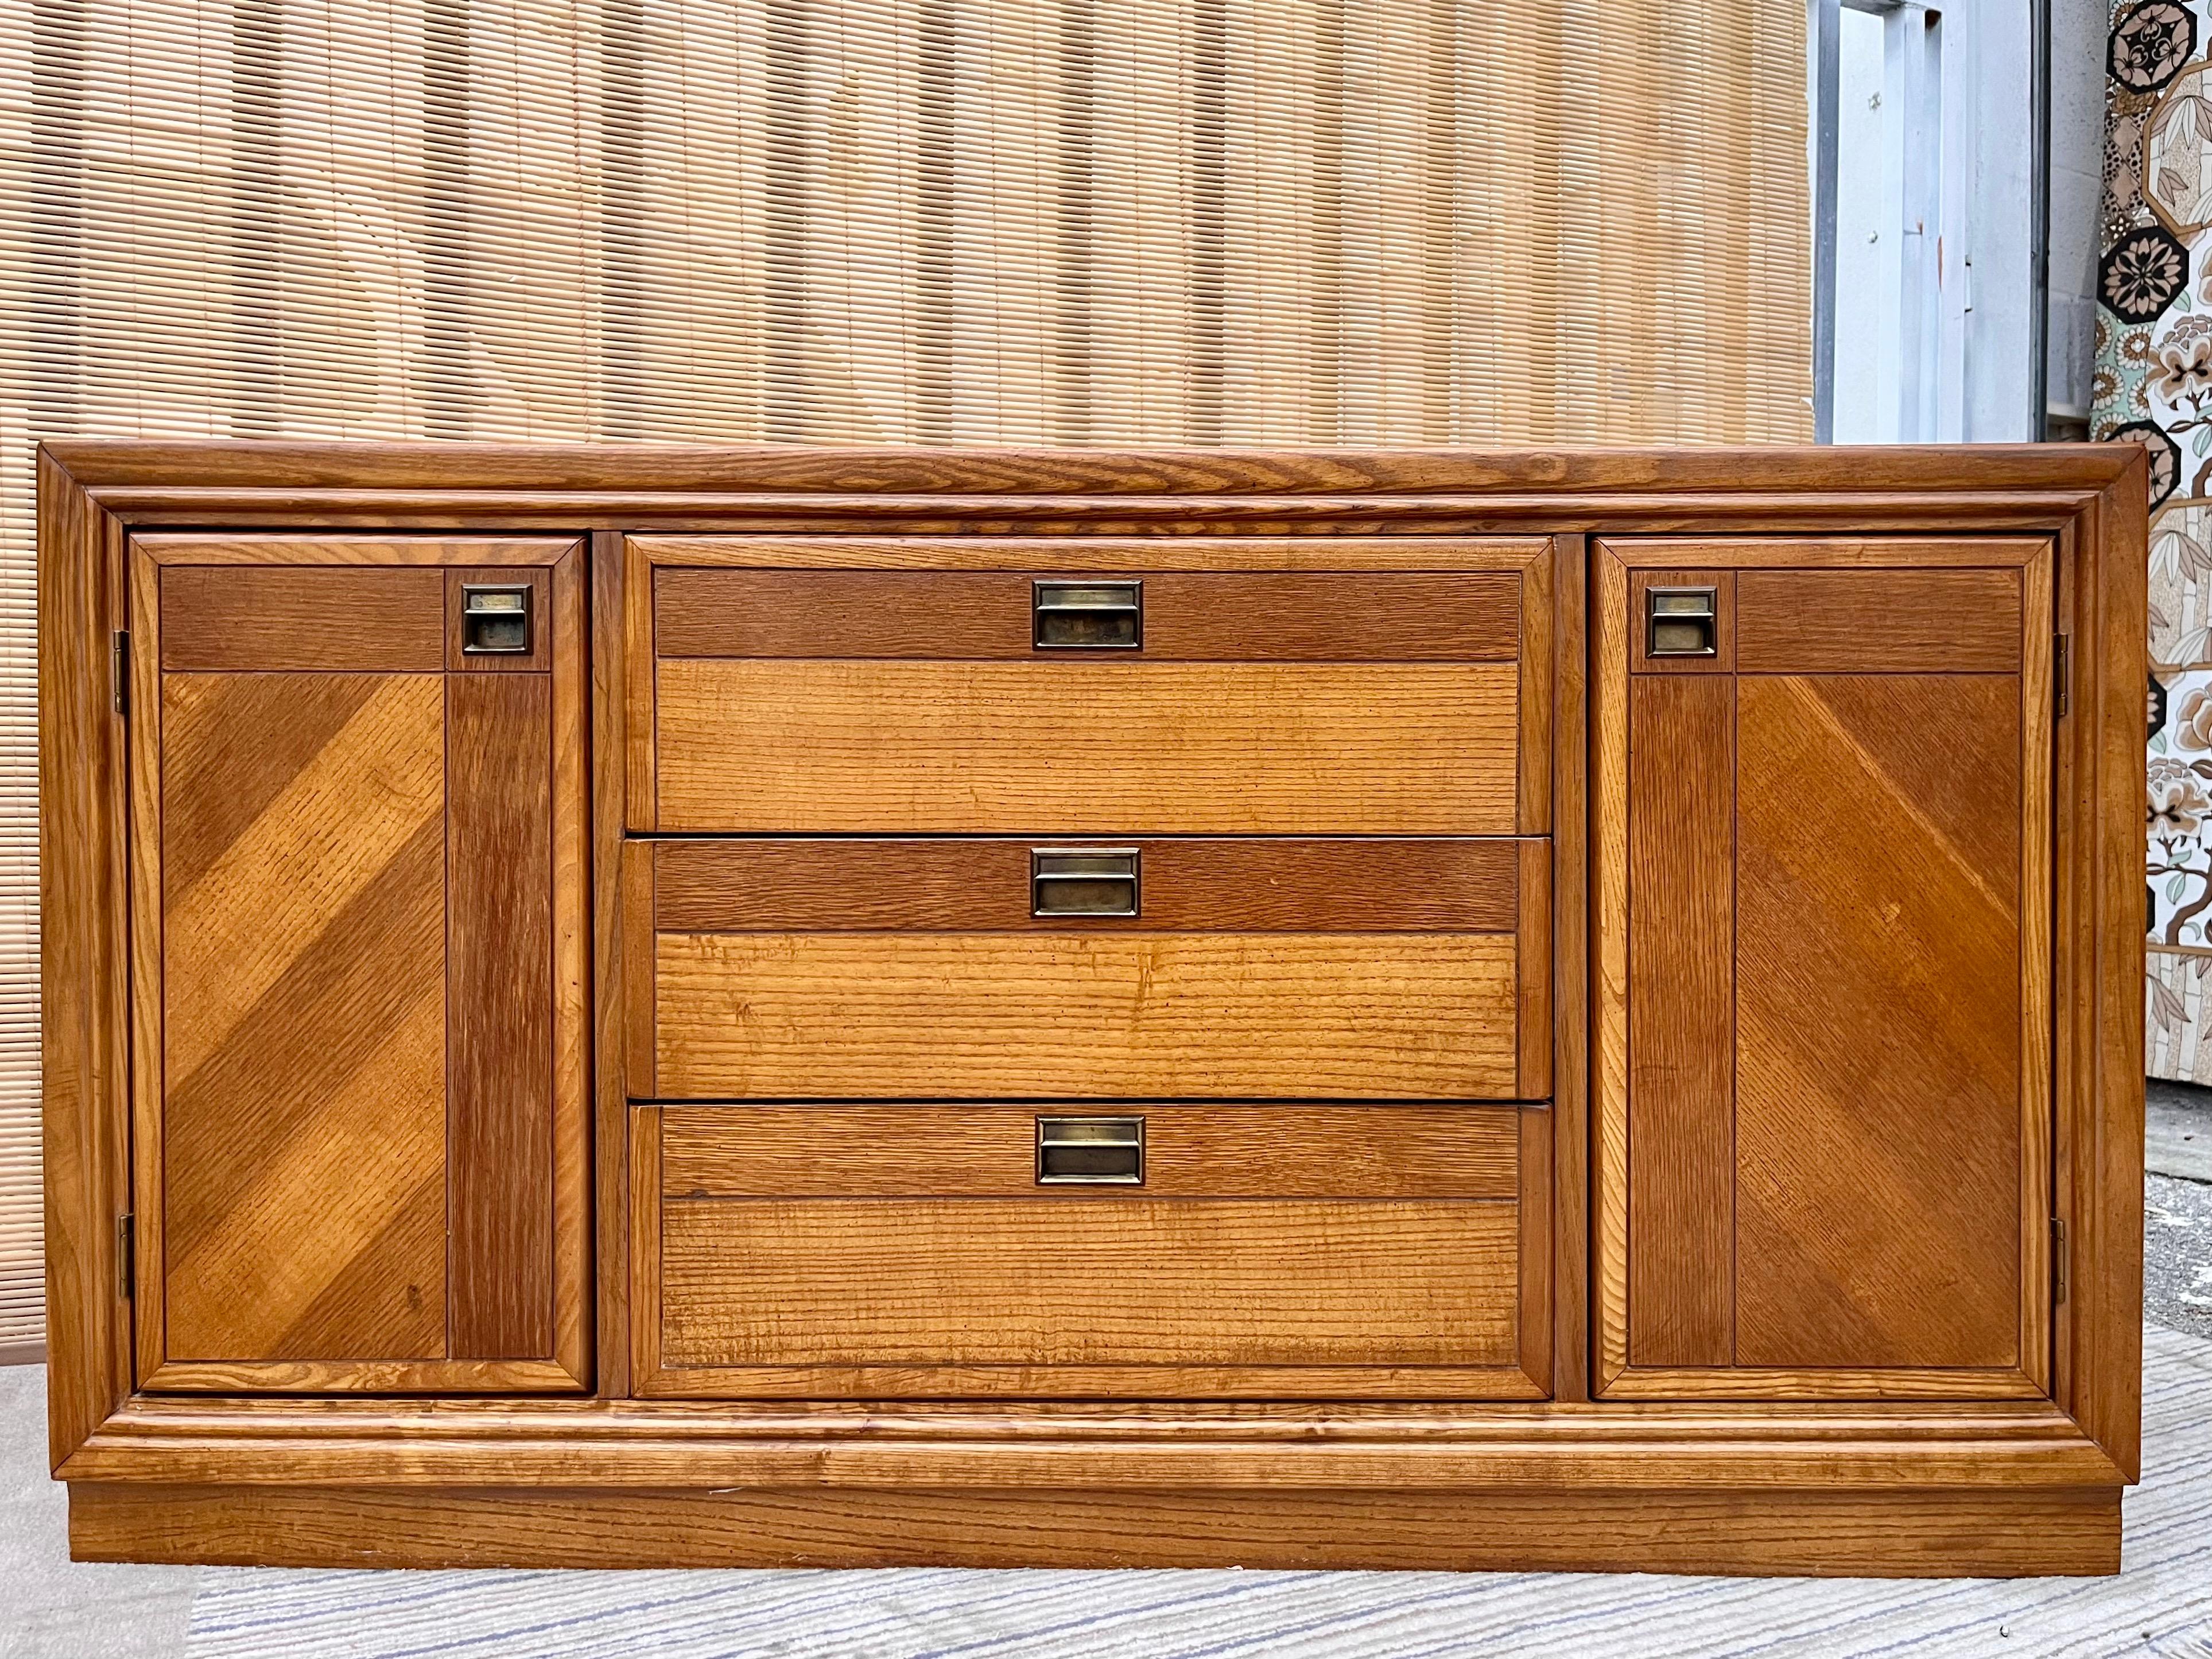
[2,1328,2209,1658]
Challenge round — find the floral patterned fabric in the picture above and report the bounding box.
[2099,0,2212,1076]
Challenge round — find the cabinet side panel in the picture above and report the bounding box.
[159,673,449,1362]
[448,674,555,1359]
[1625,673,1736,1367]
[1734,675,2023,1369]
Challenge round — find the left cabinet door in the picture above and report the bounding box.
[126,535,591,1392]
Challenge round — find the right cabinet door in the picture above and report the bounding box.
[1594,538,2053,1400]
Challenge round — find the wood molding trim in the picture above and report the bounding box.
[67,1482,2122,1576]
[57,1394,2128,1491]
[38,450,132,1468]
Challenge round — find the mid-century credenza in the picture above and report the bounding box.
[38,442,2147,1574]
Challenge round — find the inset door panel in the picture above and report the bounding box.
[128,534,591,1393]
[1594,538,2052,1400]
[628,837,1550,1101]
[628,538,1554,835]
[634,1102,1552,1397]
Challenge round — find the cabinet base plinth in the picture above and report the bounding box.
[68,1482,2121,1576]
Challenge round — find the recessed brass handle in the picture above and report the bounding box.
[1646,586,1717,657]
[1032,848,1139,917]
[1037,1116,1144,1184]
[460,583,533,654]
[1034,579,1142,649]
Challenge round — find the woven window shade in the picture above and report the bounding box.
[0,0,1808,1347]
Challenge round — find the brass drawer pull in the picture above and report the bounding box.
[1645,586,1717,657]
[1031,848,1139,917]
[1033,579,1142,649]
[1037,1115,1144,1184]
[460,583,533,654]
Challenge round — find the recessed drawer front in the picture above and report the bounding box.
[638,1103,1547,1398]
[630,838,1550,1101]
[628,540,1553,835]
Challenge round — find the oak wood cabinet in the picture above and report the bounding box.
[38,443,2146,1576]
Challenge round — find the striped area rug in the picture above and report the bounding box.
[184,1327,2212,1659]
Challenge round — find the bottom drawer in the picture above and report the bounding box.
[634,1103,1551,1398]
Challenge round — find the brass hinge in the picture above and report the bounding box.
[117,1212,134,1301]
[2051,1216,2067,1305]
[111,630,129,716]
[2054,634,2069,718]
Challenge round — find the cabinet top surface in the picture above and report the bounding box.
[38,439,2140,499]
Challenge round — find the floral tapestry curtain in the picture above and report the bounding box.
[2097,0,2212,1075]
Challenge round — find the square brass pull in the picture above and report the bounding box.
[1646,586,1718,657]
[1037,1116,1144,1184]
[1031,848,1139,917]
[461,584,534,655]
[1034,579,1142,649]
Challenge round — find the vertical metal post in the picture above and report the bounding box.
[2029,0,2051,440]
[1813,0,1843,443]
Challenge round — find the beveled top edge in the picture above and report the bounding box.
[37,439,2140,497]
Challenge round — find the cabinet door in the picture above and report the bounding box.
[1593,539,2052,1400]
[127,535,589,1391]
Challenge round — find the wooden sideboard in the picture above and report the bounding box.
[38,442,2147,1575]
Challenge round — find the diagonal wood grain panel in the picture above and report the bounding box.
[161,671,450,1363]
[159,675,386,896]
[1733,673,2021,1370]
[163,675,448,1084]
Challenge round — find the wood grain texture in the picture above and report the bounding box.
[639,535,1554,572]
[590,534,633,1396]
[36,443,2145,1572]
[2019,547,2055,1395]
[1608,536,2051,571]
[65,1483,2123,1575]
[1733,675,2024,1370]
[1630,568,1735,672]
[651,838,1522,933]
[54,438,2134,497]
[1549,534,1591,1400]
[1518,543,1554,832]
[2054,471,2148,1482]
[623,536,657,832]
[546,549,593,1391]
[160,673,449,1363]
[127,548,166,1383]
[1516,842,1552,1098]
[38,452,131,1464]
[159,566,445,671]
[658,1198,1519,1369]
[651,932,1522,1099]
[1626,672,1736,1368]
[653,660,1520,833]
[125,533,590,1394]
[138,1359,581,1394]
[1736,569,2023,673]
[90,494,2119,538]
[446,673,554,1360]
[1582,1365,2046,1402]
[1590,548,1635,1390]
[623,845,658,1101]
[654,569,1523,660]
[134,533,579,567]
[659,1104,1522,1199]
[60,1389,2130,1490]
[444,566,552,672]
[1519,1107,1554,1396]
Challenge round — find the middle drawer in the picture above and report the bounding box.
[627,838,1549,1100]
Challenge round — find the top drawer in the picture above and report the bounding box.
[627,537,1554,834]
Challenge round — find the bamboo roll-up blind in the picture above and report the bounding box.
[0,0,1808,1347]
